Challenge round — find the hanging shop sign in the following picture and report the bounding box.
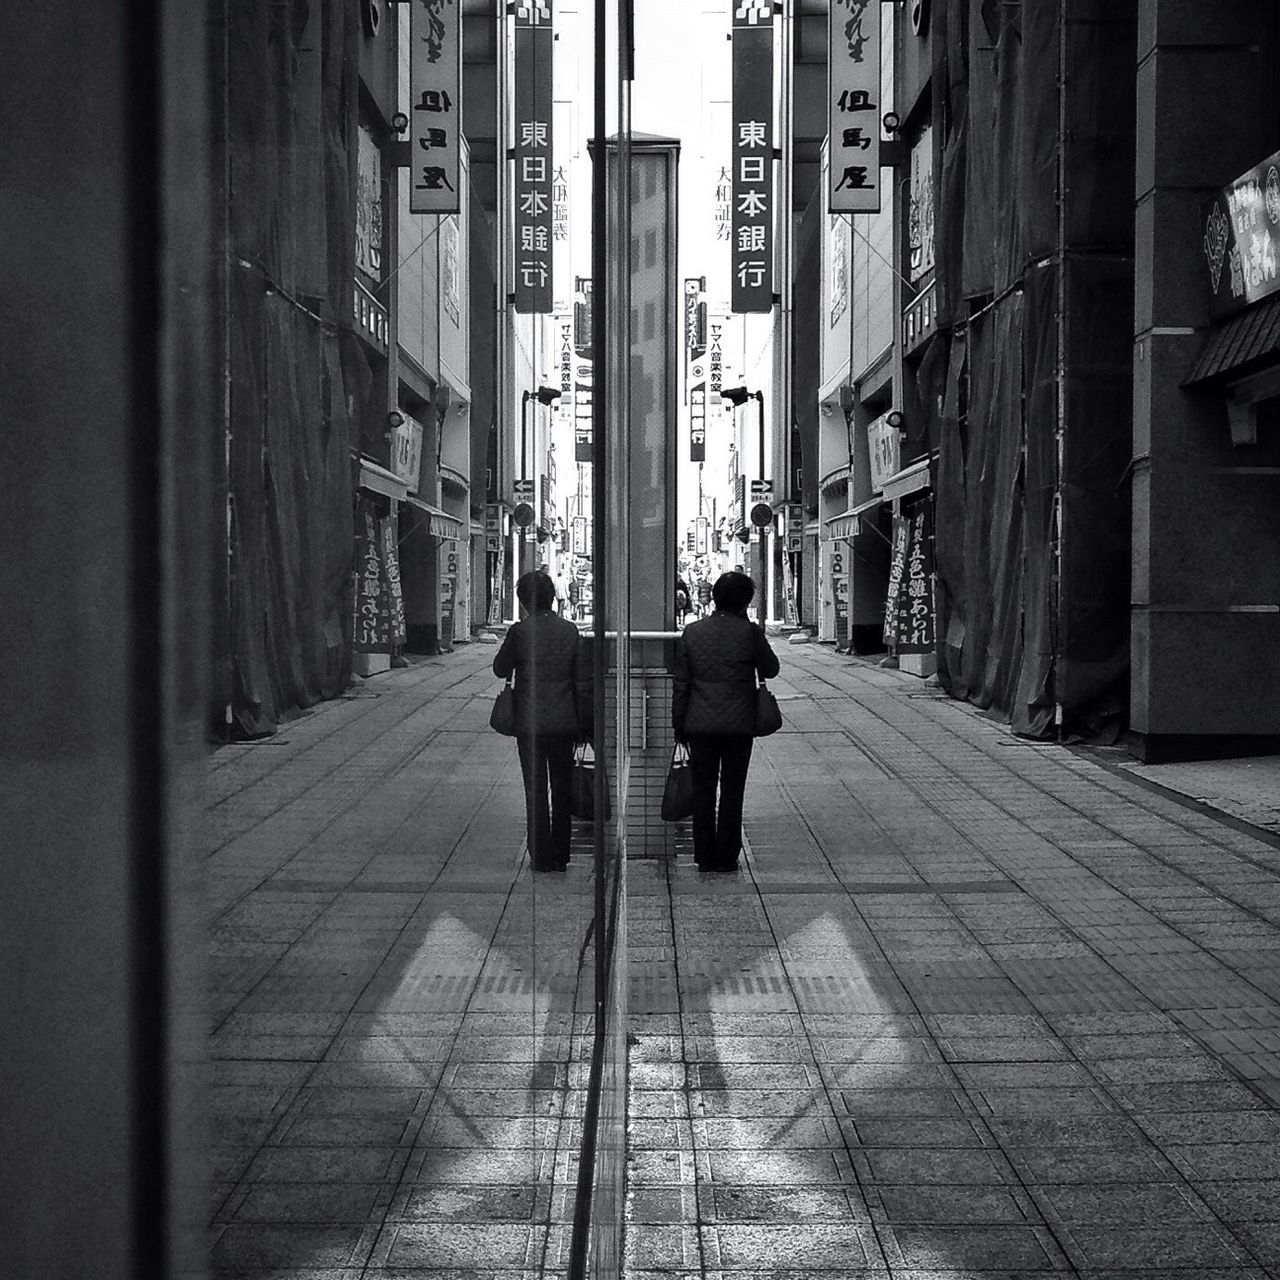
[409,0,461,214]
[513,0,554,313]
[867,411,902,492]
[574,288,593,461]
[731,1,774,314]
[380,516,407,646]
[690,379,707,462]
[894,505,935,654]
[354,504,390,652]
[1203,148,1280,320]
[828,0,881,214]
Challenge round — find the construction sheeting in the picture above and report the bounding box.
[930,0,1135,741]
[223,0,360,736]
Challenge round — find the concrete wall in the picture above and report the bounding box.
[1131,0,1280,758]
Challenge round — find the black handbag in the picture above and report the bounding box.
[755,681,782,737]
[571,742,611,822]
[661,743,695,822]
[489,679,516,736]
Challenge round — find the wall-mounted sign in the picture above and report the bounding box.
[731,1,774,313]
[1203,147,1280,320]
[513,0,554,312]
[908,125,935,281]
[441,215,461,324]
[409,0,461,214]
[574,357,593,462]
[867,412,902,492]
[829,0,881,214]
[830,214,850,328]
[355,123,383,278]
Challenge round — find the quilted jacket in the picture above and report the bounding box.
[493,610,589,737]
[672,611,780,737]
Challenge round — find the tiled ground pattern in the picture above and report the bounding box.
[624,643,1280,1278]
[207,652,600,1278]
[207,639,1280,1278]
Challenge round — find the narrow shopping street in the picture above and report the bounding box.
[209,640,1280,1277]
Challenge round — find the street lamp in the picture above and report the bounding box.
[721,385,769,621]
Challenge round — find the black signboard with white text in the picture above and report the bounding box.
[513,1,553,312]
[731,1,774,314]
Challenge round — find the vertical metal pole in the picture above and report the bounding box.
[758,392,767,622]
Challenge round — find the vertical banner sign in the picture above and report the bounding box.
[440,541,459,644]
[884,515,909,645]
[410,0,461,214]
[895,506,936,654]
[829,0,881,214]
[354,504,390,652]
[513,1,554,312]
[731,0,774,314]
[574,283,593,461]
[380,517,407,646]
[686,277,708,461]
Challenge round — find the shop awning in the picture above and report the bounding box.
[1183,294,1280,385]
[405,493,465,540]
[880,457,931,501]
[824,495,883,541]
[358,459,409,502]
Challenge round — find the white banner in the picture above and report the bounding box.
[829,0,881,214]
[410,0,461,214]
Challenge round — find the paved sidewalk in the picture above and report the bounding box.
[207,647,597,1275]
[626,644,1280,1277]
[206,638,1280,1277]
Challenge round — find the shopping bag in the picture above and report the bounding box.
[755,681,783,737]
[489,679,516,736]
[571,742,611,822]
[661,743,695,822]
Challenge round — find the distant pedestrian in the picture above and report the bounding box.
[696,576,712,618]
[493,571,590,871]
[567,575,582,621]
[675,576,691,624]
[672,571,780,871]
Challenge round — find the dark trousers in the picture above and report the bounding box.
[686,734,754,868]
[517,733,575,869]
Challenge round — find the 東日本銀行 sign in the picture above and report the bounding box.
[513,0,554,313]
[731,0,774,314]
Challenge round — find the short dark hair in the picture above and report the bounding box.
[516,570,556,611]
[712,571,755,612]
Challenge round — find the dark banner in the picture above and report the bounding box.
[409,0,461,214]
[354,503,390,653]
[731,2,773,314]
[1203,147,1280,320]
[894,505,935,655]
[380,516,407,646]
[513,0,553,312]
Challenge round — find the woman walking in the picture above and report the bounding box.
[493,571,589,871]
[671,571,780,871]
